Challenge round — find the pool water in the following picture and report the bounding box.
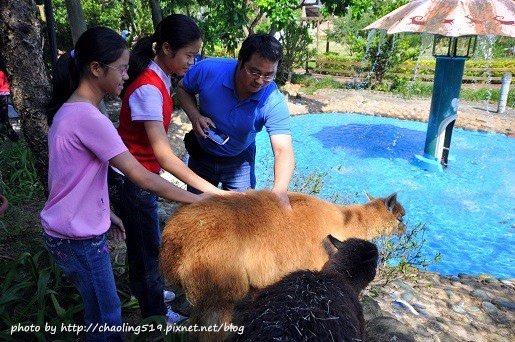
[254,113,515,279]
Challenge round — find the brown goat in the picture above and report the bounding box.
[159,190,405,341]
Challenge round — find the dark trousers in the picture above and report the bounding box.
[0,95,19,142]
[184,130,256,193]
[108,168,165,319]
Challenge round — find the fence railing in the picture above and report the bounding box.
[311,58,515,84]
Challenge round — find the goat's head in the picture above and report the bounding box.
[364,191,407,236]
[323,235,379,292]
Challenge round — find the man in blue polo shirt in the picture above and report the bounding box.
[177,33,294,207]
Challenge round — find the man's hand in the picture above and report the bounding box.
[109,211,126,241]
[272,189,292,210]
[191,115,215,138]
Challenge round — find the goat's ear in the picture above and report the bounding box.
[385,192,398,212]
[364,190,374,201]
[323,234,346,256]
[322,237,337,257]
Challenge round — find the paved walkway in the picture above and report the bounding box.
[283,87,515,136]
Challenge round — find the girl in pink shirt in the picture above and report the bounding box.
[41,27,211,341]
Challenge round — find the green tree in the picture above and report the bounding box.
[276,18,317,84]
[195,0,248,56]
[52,0,126,50]
[326,12,375,57]
[324,0,421,88]
[121,0,154,41]
[321,0,372,18]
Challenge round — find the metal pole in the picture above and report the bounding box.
[414,56,465,172]
[43,0,58,71]
[497,73,512,114]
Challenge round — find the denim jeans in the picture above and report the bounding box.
[44,233,123,342]
[107,168,165,319]
[186,138,257,194]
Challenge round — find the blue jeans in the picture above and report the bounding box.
[44,233,123,342]
[185,132,256,193]
[108,168,165,319]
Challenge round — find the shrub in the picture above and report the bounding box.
[372,223,442,286]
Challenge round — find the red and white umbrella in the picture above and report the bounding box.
[364,0,515,37]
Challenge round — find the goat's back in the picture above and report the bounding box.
[231,270,365,342]
[160,190,343,301]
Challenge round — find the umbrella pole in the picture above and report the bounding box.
[414,56,466,172]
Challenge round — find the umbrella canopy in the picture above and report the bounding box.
[364,0,515,38]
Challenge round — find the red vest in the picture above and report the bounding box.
[118,69,172,173]
[0,70,10,94]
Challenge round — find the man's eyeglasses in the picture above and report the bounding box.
[100,62,129,76]
[244,66,275,82]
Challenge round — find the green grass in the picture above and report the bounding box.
[290,72,515,107]
[0,139,45,253]
[0,140,44,204]
[308,35,350,55]
[0,251,83,341]
[290,73,347,95]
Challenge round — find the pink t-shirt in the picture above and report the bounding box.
[41,102,128,239]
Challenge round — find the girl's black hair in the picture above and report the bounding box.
[238,33,283,69]
[122,14,202,97]
[45,27,127,126]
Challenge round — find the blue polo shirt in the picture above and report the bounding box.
[181,58,291,157]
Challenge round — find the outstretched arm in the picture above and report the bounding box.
[270,134,295,208]
[110,151,211,203]
[143,120,225,194]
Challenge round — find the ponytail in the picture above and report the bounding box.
[121,36,154,98]
[45,52,80,126]
[44,27,127,126]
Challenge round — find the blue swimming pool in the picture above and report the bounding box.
[254,113,515,279]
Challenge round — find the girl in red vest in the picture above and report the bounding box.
[108,14,225,323]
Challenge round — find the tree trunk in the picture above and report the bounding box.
[62,0,108,114]
[148,0,162,29]
[0,0,50,192]
[64,0,87,45]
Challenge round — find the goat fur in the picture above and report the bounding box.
[231,236,379,342]
[159,190,405,340]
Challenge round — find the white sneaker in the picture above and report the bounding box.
[163,290,176,303]
[166,306,187,325]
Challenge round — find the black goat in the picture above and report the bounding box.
[231,236,379,342]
